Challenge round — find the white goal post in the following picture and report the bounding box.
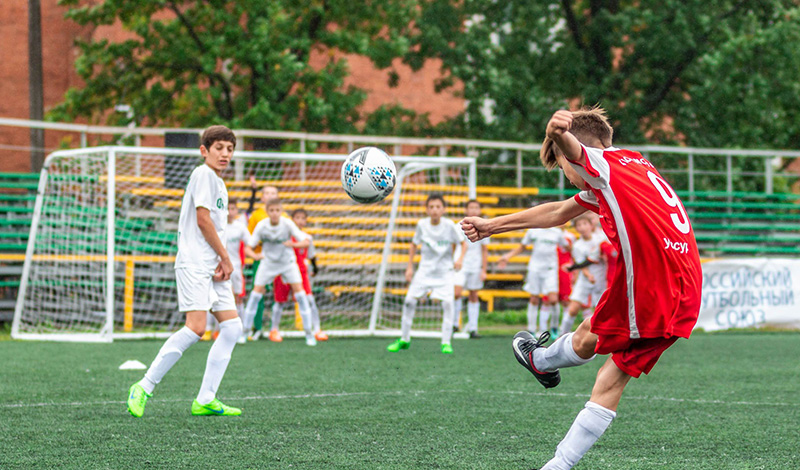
[12,146,476,342]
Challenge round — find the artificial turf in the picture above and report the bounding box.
[1,332,799,469]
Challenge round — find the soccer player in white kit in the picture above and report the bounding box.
[387,195,467,354]
[498,222,568,336]
[127,125,243,418]
[453,200,489,338]
[244,198,318,345]
[560,214,606,336]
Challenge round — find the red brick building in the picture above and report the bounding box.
[0,1,464,172]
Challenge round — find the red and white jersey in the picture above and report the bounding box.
[570,145,702,340]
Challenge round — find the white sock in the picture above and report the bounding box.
[541,402,616,470]
[140,326,200,394]
[560,314,576,335]
[243,291,263,331]
[235,303,244,323]
[400,296,417,342]
[539,303,555,332]
[551,305,562,329]
[467,301,480,332]
[309,294,321,332]
[527,303,538,332]
[533,332,595,372]
[295,292,313,338]
[583,308,593,321]
[196,317,242,405]
[441,299,455,345]
[271,301,285,331]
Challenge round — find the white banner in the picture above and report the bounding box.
[697,258,800,331]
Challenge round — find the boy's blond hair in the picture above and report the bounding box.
[572,213,593,227]
[265,198,282,209]
[539,106,614,170]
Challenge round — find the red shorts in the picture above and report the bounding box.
[273,268,312,302]
[595,334,679,378]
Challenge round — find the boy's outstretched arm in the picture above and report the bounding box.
[546,110,585,166]
[461,198,586,242]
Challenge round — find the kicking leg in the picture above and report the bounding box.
[534,317,597,372]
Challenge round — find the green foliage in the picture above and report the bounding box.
[52,0,425,134]
[409,0,800,186]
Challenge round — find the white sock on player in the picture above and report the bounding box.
[441,299,455,345]
[466,301,480,333]
[270,301,284,331]
[243,292,263,331]
[539,303,555,333]
[583,308,593,321]
[235,303,244,322]
[540,401,616,470]
[139,326,200,394]
[400,296,417,342]
[196,317,242,405]
[205,312,215,334]
[527,303,538,332]
[560,313,576,336]
[294,292,313,339]
[309,294,321,332]
[533,332,595,372]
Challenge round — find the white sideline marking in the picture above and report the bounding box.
[1,389,795,409]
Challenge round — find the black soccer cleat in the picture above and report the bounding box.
[512,330,561,389]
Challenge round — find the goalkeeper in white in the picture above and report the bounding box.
[127,125,243,418]
[387,195,467,354]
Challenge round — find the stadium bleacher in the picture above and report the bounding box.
[2,171,800,321]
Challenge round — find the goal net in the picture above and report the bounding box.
[12,146,475,342]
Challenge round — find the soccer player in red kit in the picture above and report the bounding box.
[461,107,702,470]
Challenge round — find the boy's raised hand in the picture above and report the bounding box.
[460,217,490,242]
[546,110,573,139]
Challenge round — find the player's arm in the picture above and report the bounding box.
[546,110,585,166]
[497,244,526,269]
[462,198,586,242]
[196,207,232,281]
[285,220,311,248]
[285,237,310,248]
[243,244,263,261]
[405,243,416,283]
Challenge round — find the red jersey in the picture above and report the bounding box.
[599,239,618,287]
[571,145,702,340]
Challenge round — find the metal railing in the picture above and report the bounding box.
[2,116,800,197]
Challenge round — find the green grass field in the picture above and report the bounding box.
[1,332,799,469]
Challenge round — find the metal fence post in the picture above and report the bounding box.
[765,157,774,194]
[516,149,523,189]
[688,153,695,201]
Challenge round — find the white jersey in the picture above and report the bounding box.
[572,235,606,282]
[413,217,463,276]
[225,219,250,269]
[521,228,568,271]
[455,233,489,273]
[249,217,307,266]
[175,164,228,272]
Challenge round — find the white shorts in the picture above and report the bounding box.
[453,270,483,290]
[406,272,455,302]
[523,267,559,296]
[175,267,237,313]
[230,266,243,297]
[569,277,606,307]
[254,261,302,287]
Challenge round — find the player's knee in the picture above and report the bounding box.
[572,326,598,358]
[468,291,479,302]
[403,297,417,309]
[186,322,206,337]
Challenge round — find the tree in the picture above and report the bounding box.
[52,0,424,136]
[409,0,800,151]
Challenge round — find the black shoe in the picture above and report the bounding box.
[468,331,482,339]
[512,331,560,389]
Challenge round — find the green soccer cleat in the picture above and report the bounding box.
[191,398,242,416]
[441,343,454,354]
[127,383,151,418]
[386,339,410,352]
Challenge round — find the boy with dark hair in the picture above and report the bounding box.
[387,194,467,354]
[270,207,327,342]
[453,200,489,338]
[461,107,701,469]
[244,198,317,346]
[127,125,243,418]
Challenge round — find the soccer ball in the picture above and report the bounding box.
[340,147,397,204]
